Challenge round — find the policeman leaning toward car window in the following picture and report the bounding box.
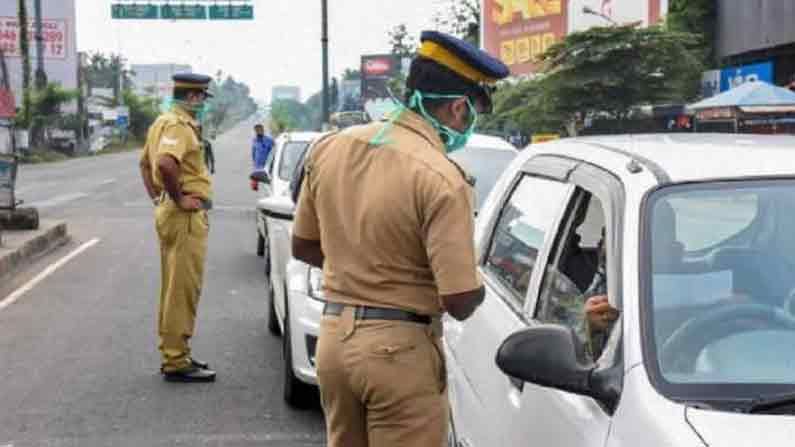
[139,73,216,383]
[291,31,509,447]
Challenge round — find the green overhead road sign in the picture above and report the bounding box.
[209,5,254,20]
[111,4,159,20]
[161,4,207,20]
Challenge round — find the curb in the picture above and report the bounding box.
[0,222,70,282]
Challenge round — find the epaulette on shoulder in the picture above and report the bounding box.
[448,158,477,187]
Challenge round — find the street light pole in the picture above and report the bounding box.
[321,0,330,128]
[583,6,618,26]
[33,0,47,89]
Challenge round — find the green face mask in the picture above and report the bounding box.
[409,90,478,153]
[173,99,209,119]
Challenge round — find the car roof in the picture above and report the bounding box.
[281,131,322,143]
[523,133,795,183]
[467,133,517,151]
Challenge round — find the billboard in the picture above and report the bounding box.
[0,0,78,105]
[567,0,667,33]
[361,54,399,120]
[0,17,68,59]
[361,54,398,100]
[337,80,362,112]
[719,61,774,93]
[482,0,568,75]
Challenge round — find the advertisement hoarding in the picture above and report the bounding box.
[482,1,669,76]
[719,61,774,93]
[701,69,721,98]
[361,54,399,120]
[337,80,362,112]
[0,17,68,59]
[567,0,667,33]
[482,0,568,75]
[0,0,78,105]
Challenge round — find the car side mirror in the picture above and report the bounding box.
[496,325,618,407]
[250,170,271,184]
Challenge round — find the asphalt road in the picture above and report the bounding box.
[0,120,326,446]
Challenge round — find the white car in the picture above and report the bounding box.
[258,133,518,407]
[254,131,320,309]
[445,133,795,447]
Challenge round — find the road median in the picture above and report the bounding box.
[0,221,70,282]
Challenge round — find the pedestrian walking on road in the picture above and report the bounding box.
[291,31,509,447]
[138,73,216,383]
[250,124,273,190]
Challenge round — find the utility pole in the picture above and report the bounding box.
[321,0,330,128]
[33,0,47,89]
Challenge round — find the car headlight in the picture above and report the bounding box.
[307,267,325,301]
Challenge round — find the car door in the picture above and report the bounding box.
[502,163,622,447]
[263,140,315,324]
[445,171,574,447]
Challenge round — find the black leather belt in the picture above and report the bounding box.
[323,302,431,325]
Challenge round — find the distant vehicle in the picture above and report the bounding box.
[445,133,795,447]
[254,133,518,407]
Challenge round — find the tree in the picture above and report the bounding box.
[388,24,417,59]
[85,53,133,104]
[536,24,702,134]
[433,0,481,46]
[667,0,717,65]
[342,68,361,81]
[270,99,312,133]
[18,0,32,127]
[122,89,159,140]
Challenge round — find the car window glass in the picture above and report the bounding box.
[535,193,608,361]
[667,194,758,252]
[647,183,795,386]
[279,142,310,181]
[448,147,517,211]
[484,175,570,306]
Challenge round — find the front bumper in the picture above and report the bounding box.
[287,288,324,386]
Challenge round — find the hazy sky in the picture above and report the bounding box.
[75,0,447,102]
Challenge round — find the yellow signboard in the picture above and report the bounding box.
[532,133,560,144]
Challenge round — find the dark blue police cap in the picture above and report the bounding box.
[173,73,213,96]
[418,31,510,85]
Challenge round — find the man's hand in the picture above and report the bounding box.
[178,194,203,211]
[441,286,485,321]
[585,295,619,331]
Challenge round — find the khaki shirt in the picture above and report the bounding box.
[141,106,212,200]
[293,109,481,317]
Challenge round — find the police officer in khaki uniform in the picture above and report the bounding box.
[139,73,216,383]
[292,31,509,447]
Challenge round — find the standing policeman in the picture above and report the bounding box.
[292,31,509,446]
[139,73,216,383]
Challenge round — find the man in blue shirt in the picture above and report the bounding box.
[251,124,273,170]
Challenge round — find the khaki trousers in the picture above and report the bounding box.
[317,307,448,447]
[155,201,209,372]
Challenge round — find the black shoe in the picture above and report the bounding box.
[160,358,210,374]
[190,358,209,369]
[163,365,216,383]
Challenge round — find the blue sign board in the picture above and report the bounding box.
[116,116,129,127]
[719,61,774,93]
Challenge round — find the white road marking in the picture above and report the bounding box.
[26,192,89,208]
[100,178,117,185]
[0,238,101,312]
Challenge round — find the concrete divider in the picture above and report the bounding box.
[0,221,70,281]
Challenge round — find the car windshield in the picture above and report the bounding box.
[644,180,795,402]
[279,141,311,181]
[449,146,517,210]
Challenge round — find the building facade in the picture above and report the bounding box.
[130,63,193,99]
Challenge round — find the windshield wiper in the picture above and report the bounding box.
[747,392,795,414]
